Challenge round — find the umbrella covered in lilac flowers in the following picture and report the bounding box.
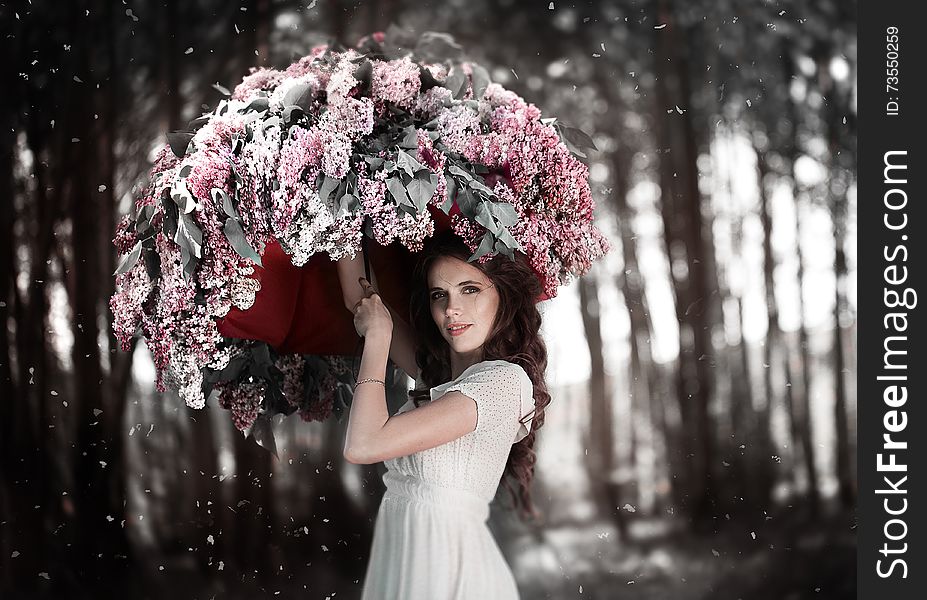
[110,31,609,444]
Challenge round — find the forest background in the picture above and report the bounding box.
[0,0,857,598]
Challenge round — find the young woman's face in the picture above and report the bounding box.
[427,256,500,359]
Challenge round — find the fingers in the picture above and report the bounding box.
[352,277,380,314]
[358,276,379,298]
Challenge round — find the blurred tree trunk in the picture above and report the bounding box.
[3,68,63,596]
[757,150,818,514]
[232,430,278,580]
[159,0,183,132]
[781,46,820,509]
[817,52,855,509]
[188,405,224,574]
[69,2,131,590]
[653,0,718,525]
[0,8,22,588]
[256,0,271,65]
[757,152,797,502]
[579,274,628,539]
[244,0,272,68]
[328,0,348,47]
[612,149,667,515]
[724,140,773,511]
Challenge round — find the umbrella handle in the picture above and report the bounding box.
[361,226,371,284]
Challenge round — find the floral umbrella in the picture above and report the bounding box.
[110,31,609,449]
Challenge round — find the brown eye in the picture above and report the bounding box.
[430,291,446,301]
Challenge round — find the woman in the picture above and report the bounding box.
[336,230,551,600]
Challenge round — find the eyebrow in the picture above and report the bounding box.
[428,280,485,291]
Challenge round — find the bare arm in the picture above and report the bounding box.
[336,252,420,380]
[343,331,477,464]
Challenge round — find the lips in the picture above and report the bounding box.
[447,324,472,336]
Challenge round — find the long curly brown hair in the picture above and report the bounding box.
[407,230,551,521]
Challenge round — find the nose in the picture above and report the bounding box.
[444,294,462,317]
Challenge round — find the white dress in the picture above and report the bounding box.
[360,359,536,600]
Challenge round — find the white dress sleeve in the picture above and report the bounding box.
[441,362,535,444]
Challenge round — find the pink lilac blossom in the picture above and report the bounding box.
[218,381,265,431]
[319,131,352,179]
[371,57,421,110]
[299,368,337,423]
[139,146,181,208]
[238,124,280,240]
[434,104,482,154]
[414,86,452,119]
[183,150,232,202]
[321,96,374,137]
[326,59,359,99]
[111,260,154,351]
[232,67,285,101]
[357,171,434,252]
[416,130,448,208]
[278,354,305,410]
[113,215,137,254]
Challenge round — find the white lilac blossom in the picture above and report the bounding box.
[111,33,609,426]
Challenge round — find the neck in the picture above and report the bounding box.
[450,349,484,380]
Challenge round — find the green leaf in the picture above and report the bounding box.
[396,149,424,177]
[399,126,419,149]
[318,175,342,203]
[474,202,498,233]
[470,63,490,99]
[456,187,478,216]
[414,32,463,63]
[487,201,518,227]
[448,165,472,181]
[442,174,457,213]
[283,82,314,110]
[282,105,304,125]
[179,165,193,178]
[353,60,373,96]
[468,232,495,262]
[418,64,442,91]
[179,243,197,282]
[224,218,262,266]
[249,413,278,458]
[443,66,467,99]
[406,176,437,212]
[242,97,270,113]
[187,115,210,131]
[167,132,194,158]
[468,178,495,196]
[337,193,356,217]
[557,123,598,151]
[364,156,385,170]
[143,244,161,280]
[114,241,142,276]
[213,82,231,96]
[213,188,238,219]
[262,115,281,132]
[161,190,178,239]
[135,205,156,234]
[178,213,203,258]
[497,226,522,252]
[386,176,411,206]
[172,189,195,214]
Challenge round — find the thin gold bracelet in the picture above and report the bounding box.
[354,378,386,391]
